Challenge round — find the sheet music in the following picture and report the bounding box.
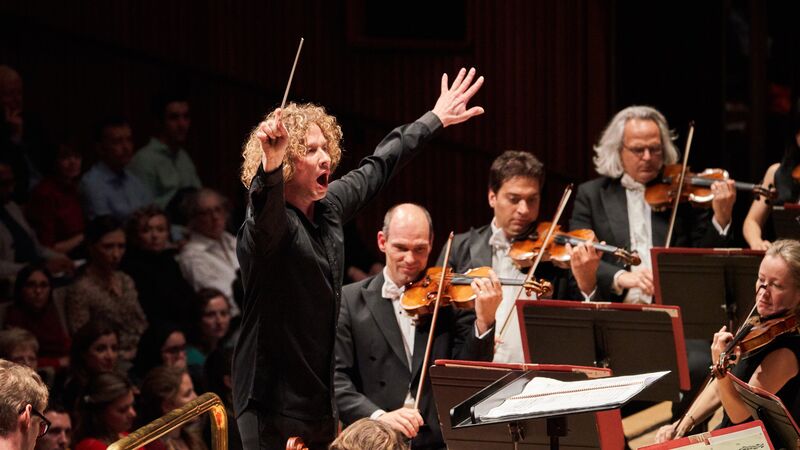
[707,426,770,450]
[483,371,669,420]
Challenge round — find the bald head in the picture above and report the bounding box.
[378,204,434,286]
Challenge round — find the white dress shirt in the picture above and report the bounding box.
[177,230,241,316]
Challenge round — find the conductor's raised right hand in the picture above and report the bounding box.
[377,407,424,438]
[432,67,485,127]
[256,108,289,172]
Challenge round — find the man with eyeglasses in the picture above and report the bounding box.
[34,404,70,450]
[568,105,737,425]
[0,359,49,450]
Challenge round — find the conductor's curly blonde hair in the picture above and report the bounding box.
[240,103,343,188]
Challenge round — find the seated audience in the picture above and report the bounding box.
[4,264,70,370]
[80,116,152,221]
[0,328,38,369]
[57,321,119,410]
[131,322,187,384]
[177,189,240,316]
[137,366,206,450]
[73,372,137,450]
[0,359,49,450]
[34,402,71,450]
[0,158,73,285]
[129,91,201,209]
[204,347,242,450]
[329,419,406,450]
[120,206,194,325]
[66,216,147,361]
[27,142,85,256]
[186,288,232,390]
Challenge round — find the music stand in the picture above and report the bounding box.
[651,247,763,339]
[517,300,689,402]
[449,369,667,450]
[728,372,800,449]
[772,204,800,240]
[430,360,624,449]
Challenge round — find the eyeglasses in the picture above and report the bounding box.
[623,145,663,158]
[162,344,187,355]
[19,405,51,438]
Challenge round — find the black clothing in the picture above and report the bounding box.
[234,112,442,448]
[120,247,195,326]
[334,272,493,449]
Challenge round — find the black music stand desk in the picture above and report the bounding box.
[651,247,763,339]
[430,361,624,449]
[517,300,689,402]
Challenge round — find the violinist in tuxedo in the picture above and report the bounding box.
[334,203,502,450]
[439,150,600,363]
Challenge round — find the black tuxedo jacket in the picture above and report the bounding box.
[334,272,493,448]
[437,224,580,300]
[569,176,734,301]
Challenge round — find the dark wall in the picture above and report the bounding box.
[0,0,611,257]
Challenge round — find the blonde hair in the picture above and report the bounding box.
[240,102,343,188]
[329,418,406,450]
[766,239,800,290]
[0,359,48,436]
[593,105,679,178]
[0,328,39,358]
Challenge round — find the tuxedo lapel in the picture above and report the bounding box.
[410,320,430,384]
[601,180,631,247]
[467,226,493,268]
[362,273,410,372]
[651,210,668,247]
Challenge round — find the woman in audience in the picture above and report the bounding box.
[73,372,137,450]
[0,327,38,369]
[58,321,120,409]
[121,206,194,325]
[186,288,232,391]
[66,215,147,361]
[26,142,85,256]
[137,366,206,450]
[131,321,188,384]
[4,264,70,369]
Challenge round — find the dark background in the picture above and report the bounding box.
[1,0,797,256]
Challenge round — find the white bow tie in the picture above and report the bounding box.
[620,174,645,192]
[382,279,404,301]
[489,231,510,252]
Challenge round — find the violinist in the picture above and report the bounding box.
[569,106,736,423]
[656,239,800,442]
[438,150,600,363]
[235,69,485,450]
[334,203,502,450]
[743,113,800,250]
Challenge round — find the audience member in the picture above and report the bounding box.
[73,372,136,450]
[57,322,119,410]
[0,65,50,200]
[0,359,49,450]
[80,116,152,221]
[120,206,194,325]
[27,143,85,256]
[0,158,73,285]
[137,366,206,450]
[203,347,242,450]
[130,92,201,208]
[4,265,70,370]
[65,216,147,361]
[0,328,38,369]
[34,403,71,450]
[186,288,231,389]
[177,189,240,315]
[131,322,187,384]
[328,419,405,450]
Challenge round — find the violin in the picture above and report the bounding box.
[792,164,800,183]
[508,222,641,268]
[400,266,552,317]
[714,311,800,377]
[646,164,777,212]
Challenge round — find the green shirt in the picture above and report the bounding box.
[130,137,202,208]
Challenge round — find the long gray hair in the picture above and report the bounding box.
[593,106,679,178]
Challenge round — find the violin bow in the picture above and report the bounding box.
[497,184,574,340]
[413,232,455,411]
[280,38,305,109]
[665,122,695,248]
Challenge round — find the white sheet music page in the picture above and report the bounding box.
[483,371,669,420]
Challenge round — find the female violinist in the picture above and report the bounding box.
[743,114,800,250]
[655,239,800,442]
